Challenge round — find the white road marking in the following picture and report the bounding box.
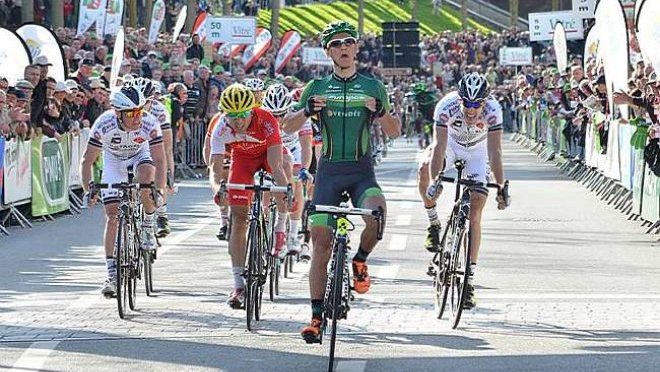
[10,217,214,371]
[373,264,400,280]
[478,293,660,300]
[336,360,367,372]
[387,234,408,251]
[395,215,411,226]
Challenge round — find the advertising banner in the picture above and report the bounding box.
[16,24,68,82]
[69,134,81,188]
[528,11,584,42]
[31,135,70,217]
[618,123,635,190]
[206,17,257,45]
[632,148,645,215]
[636,0,660,78]
[3,139,32,205]
[0,137,4,205]
[573,0,597,19]
[498,47,533,66]
[302,47,332,66]
[602,120,621,181]
[641,167,659,222]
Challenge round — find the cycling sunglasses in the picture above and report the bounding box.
[461,98,484,109]
[327,37,357,49]
[121,108,142,118]
[226,110,251,119]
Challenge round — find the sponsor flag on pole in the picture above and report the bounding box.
[242,28,272,71]
[148,0,166,44]
[0,28,32,85]
[77,0,107,35]
[17,24,69,81]
[552,22,568,73]
[103,0,125,36]
[110,27,125,88]
[192,11,208,41]
[275,30,302,74]
[172,5,188,43]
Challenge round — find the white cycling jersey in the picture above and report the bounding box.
[88,110,164,160]
[148,99,171,131]
[280,118,313,166]
[433,91,503,148]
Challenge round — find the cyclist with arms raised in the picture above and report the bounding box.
[80,85,165,297]
[423,72,510,309]
[208,84,289,309]
[283,21,401,343]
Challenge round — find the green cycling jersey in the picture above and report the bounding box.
[294,73,390,162]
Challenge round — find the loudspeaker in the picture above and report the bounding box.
[382,47,420,68]
[382,21,420,47]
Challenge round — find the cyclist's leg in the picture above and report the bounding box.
[418,147,443,251]
[266,145,291,257]
[302,160,344,340]
[288,145,304,254]
[464,147,490,308]
[349,158,385,294]
[135,151,159,251]
[99,154,124,296]
[157,128,174,237]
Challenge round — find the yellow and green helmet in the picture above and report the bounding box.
[321,21,359,49]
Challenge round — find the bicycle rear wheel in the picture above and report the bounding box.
[255,220,268,321]
[449,226,471,329]
[116,216,129,319]
[128,223,140,311]
[327,241,345,372]
[269,255,280,301]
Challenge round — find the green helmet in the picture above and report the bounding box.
[321,21,359,48]
[413,83,427,93]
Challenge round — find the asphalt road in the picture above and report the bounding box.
[1,136,659,372]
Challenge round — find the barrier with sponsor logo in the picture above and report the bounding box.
[31,134,71,217]
[3,138,32,205]
[514,109,659,231]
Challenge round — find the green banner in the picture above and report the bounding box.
[641,165,660,222]
[31,134,71,217]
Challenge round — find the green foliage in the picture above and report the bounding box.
[257,0,493,37]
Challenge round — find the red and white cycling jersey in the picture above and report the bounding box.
[209,107,282,159]
[433,91,503,148]
[88,110,163,160]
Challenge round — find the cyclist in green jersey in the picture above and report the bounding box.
[282,21,401,343]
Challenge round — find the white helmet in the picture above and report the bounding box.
[151,80,163,95]
[244,78,265,92]
[110,86,145,111]
[126,77,154,98]
[262,84,292,115]
[457,72,490,101]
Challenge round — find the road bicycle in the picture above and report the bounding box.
[221,171,291,331]
[302,197,384,372]
[431,160,506,329]
[93,179,160,319]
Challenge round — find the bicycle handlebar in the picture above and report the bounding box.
[439,176,502,190]
[222,183,290,194]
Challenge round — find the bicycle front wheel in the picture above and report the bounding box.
[245,220,260,331]
[449,226,471,329]
[435,221,453,319]
[128,225,139,311]
[116,216,129,319]
[327,241,345,372]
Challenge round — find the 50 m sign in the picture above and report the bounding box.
[207,17,256,45]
